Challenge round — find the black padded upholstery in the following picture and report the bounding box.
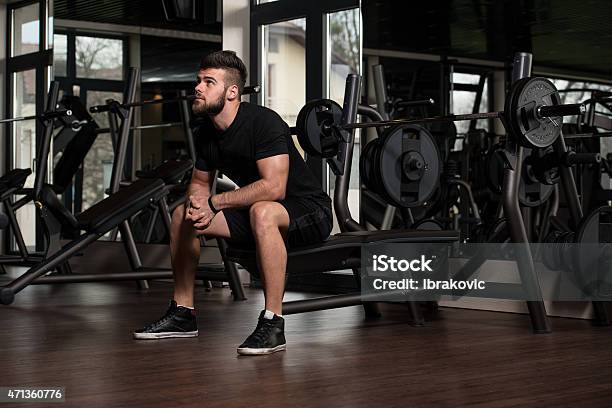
[0,168,32,196]
[40,184,80,231]
[135,159,193,184]
[226,229,459,277]
[76,178,166,233]
[53,123,98,193]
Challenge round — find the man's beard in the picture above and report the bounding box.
[192,90,226,116]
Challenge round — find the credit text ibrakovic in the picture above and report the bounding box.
[371,255,486,291]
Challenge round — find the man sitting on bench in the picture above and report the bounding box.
[134,50,333,355]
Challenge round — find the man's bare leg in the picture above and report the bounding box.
[133,205,233,340]
[236,201,290,355]
[249,201,290,315]
[170,205,231,308]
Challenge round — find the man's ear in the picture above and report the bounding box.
[226,84,240,101]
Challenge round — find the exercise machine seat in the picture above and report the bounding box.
[0,168,32,199]
[136,159,193,184]
[226,229,459,277]
[76,178,166,233]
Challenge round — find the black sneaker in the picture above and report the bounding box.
[237,311,286,355]
[133,300,198,340]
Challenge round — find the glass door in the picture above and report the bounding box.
[7,0,53,251]
[325,8,361,230]
[251,0,361,292]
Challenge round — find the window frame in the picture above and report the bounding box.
[52,29,129,214]
[6,0,53,253]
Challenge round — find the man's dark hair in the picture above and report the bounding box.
[199,50,247,96]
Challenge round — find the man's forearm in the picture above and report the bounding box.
[212,179,283,210]
[187,183,211,205]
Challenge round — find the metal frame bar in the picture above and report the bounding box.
[5,0,53,255]
[502,52,551,334]
[371,64,399,230]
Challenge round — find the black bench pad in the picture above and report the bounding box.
[77,178,167,233]
[227,229,459,276]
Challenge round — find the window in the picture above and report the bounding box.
[547,78,612,125]
[262,18,306,128]
[80,91,123,210]
[11,3,40,57]
[53,34,67,77]
[52,32,127,211]
[451,72,490,136]
[252,0,362,290]
[267,64,275,98]
[548,78,612,190]
[12,69,37,249]
[328,8,361,104]
[75,36,124,80]
[7,0,53,251]
[327,8,361,227]
[269,37,279,53]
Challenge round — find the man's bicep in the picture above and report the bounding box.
[256,154,289,184]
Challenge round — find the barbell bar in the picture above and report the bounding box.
[296,77,586,153]
[335,104,584,130]
[89,85,261,114]
[0,109,73,125]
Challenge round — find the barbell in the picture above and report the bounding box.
[296,77,585,158]
[0,109,73,125]
[89,85,262,114]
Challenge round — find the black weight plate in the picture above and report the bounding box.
[360,139,381,194]
[528,147,560,186]
[519,148,554,207]
[504,77,562,148]
[379,125,441,208]
[485,144,505,195]
[412,219,443,231]
[295,99,343,158]
[484,145,553,205]
[574,206,612,296]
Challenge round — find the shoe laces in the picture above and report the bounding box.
[144,307,177,330]
[248,318,277,343]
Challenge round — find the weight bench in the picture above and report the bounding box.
[0,178,168,305]
[227,229,458,317]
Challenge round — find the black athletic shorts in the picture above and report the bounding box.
[222,196,333,249]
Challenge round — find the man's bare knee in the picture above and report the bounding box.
[250,202,274,232]
[249,202,288,238]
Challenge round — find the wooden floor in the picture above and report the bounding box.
[2,278,612,408]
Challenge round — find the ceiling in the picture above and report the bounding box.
[53,0,222,83]
[54,0,221,35]
[50,0,612,80]
[363,0,612,80]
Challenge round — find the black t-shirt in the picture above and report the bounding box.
[192,102,330,207]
